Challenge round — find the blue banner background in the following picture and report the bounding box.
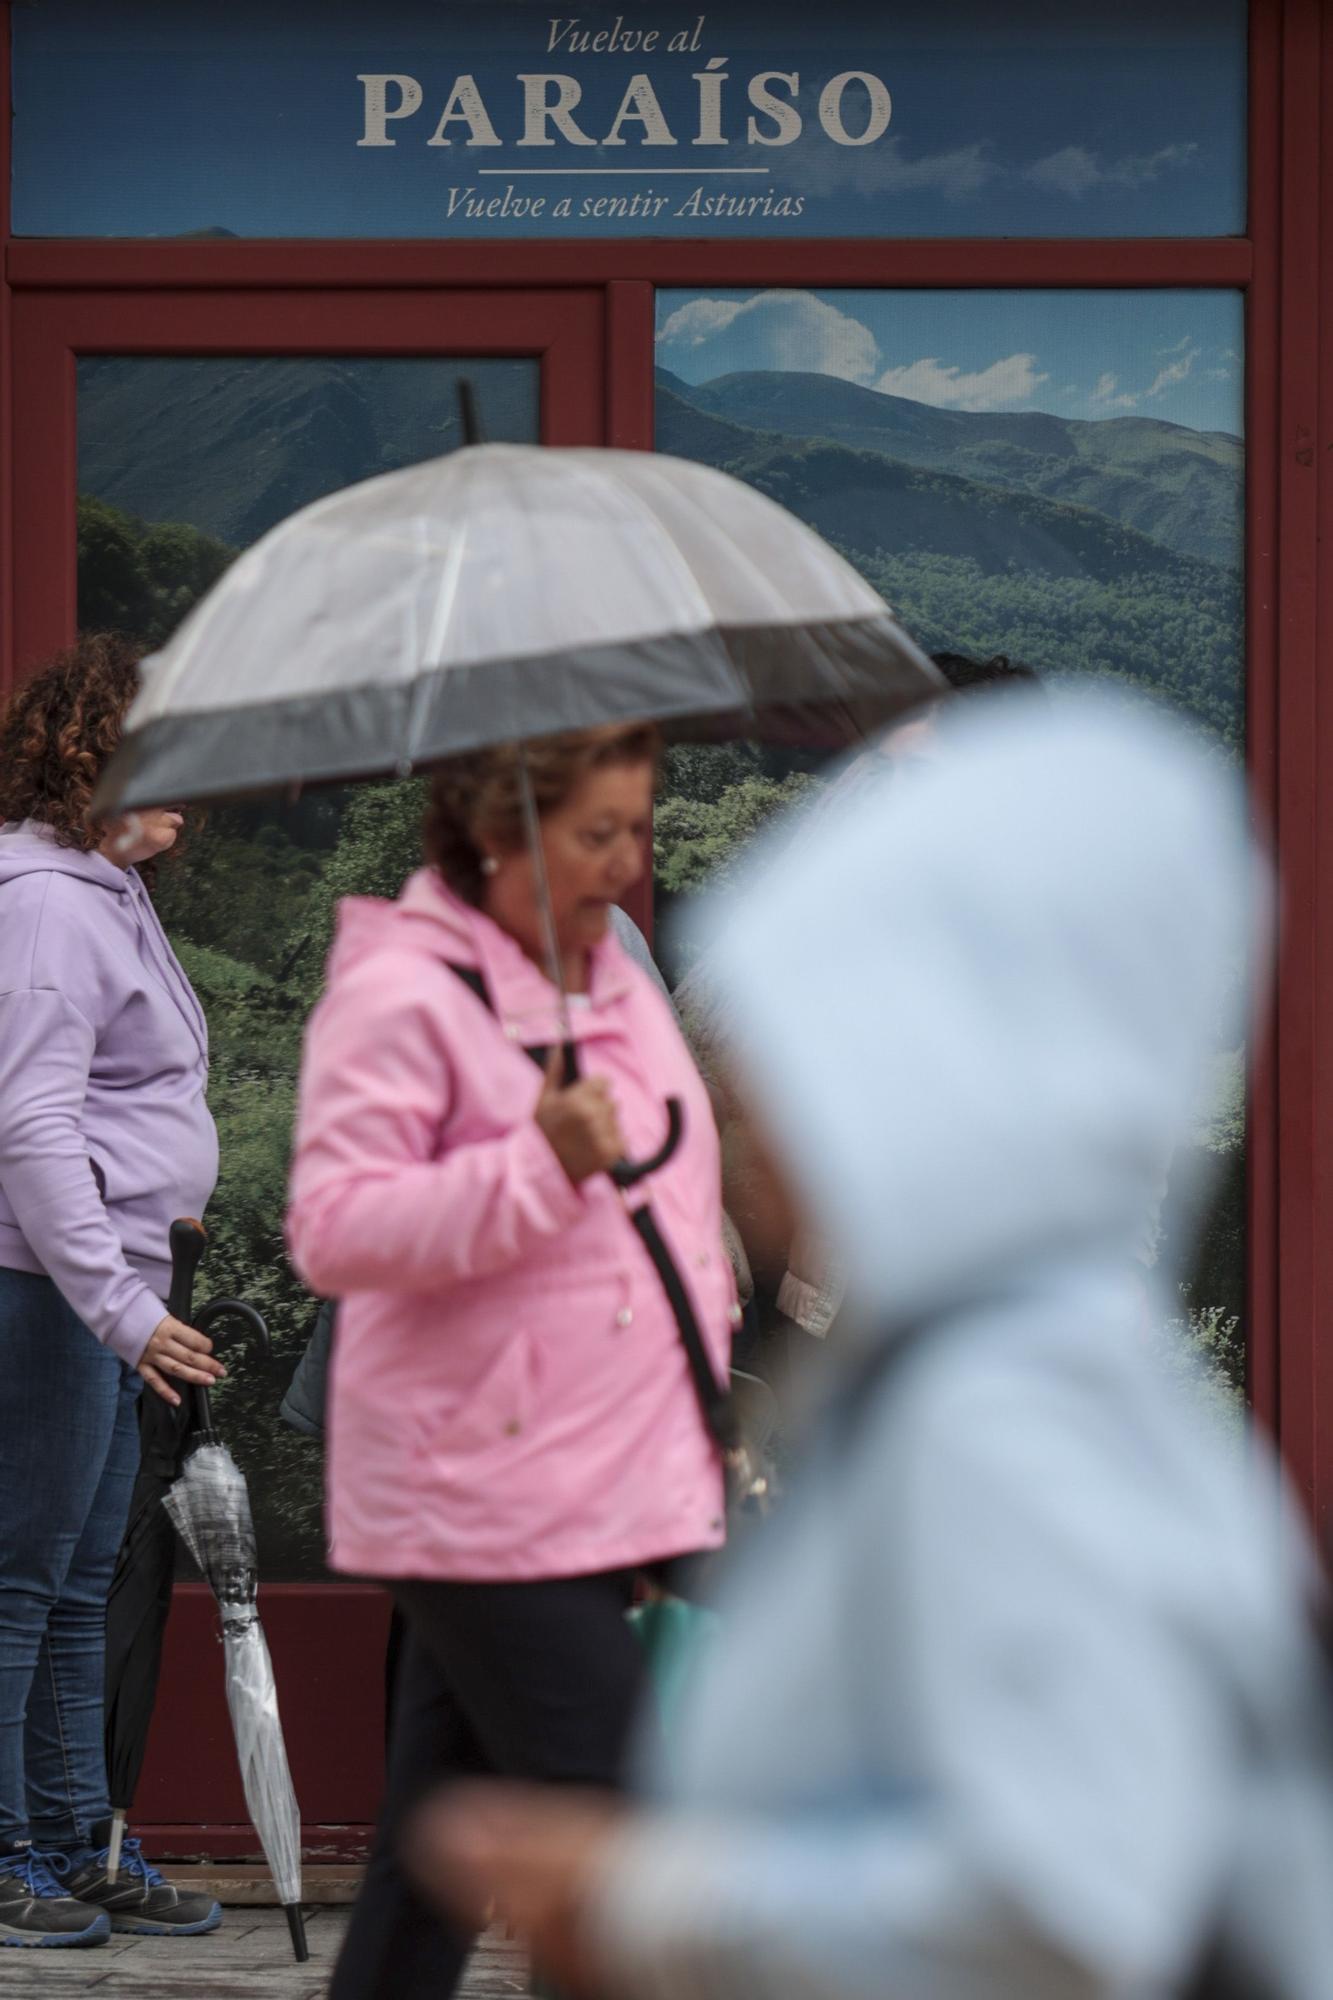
[12,0,1246,238]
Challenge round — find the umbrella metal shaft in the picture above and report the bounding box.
[516,747,577,1060]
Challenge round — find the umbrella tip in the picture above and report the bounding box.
[285,1903,310,1963]
[107,1810,126,1882]
[456,377,485,448]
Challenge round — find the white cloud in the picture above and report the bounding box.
[865,139,997,198]
[1160,333,1196,355]
[1024,142,1199,198]
[874,352,1050,412]
[655,298,746,353]
[658,291,1052,412]
[1025,148,1102,197]
[657,290,879,384]
[785,134,999,200]
[1090,372,1141,413]
[1086,343,1214,417]
[1145,344,1200,398]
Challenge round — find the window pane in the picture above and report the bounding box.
[656,287,1246,1420]
[16,0,1246,239]
[76,357,539,1578]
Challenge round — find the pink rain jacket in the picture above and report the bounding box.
[287,871,733,1582]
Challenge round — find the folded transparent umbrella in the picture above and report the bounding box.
[107,1219,306,1964]
[164,1437,307,1964]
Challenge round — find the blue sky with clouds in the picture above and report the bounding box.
[13,0,1245,239]
[656,288,1244,436]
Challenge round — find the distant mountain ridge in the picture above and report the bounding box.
[73,351,1241,746]
[655,377,1227,588]
[658,367,1242,568]
[77,357,537,548]
[654,371,1241,745]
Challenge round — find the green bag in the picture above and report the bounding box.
[627,1596,720,1735]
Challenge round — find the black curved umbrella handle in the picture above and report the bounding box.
[610,1096,685,1189]
[193,1298,271,1357]
[187,1300,270,1442]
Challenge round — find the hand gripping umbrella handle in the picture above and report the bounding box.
[555,1039,686,1190]
[189,1299,270,1441]
[193,1299,270,1355]
[610,1096,685,1189]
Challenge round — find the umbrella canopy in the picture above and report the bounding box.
[163,1441,307,1965]
[93,444,941,815]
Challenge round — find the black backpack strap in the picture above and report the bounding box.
[627,1204,739,1453]
[443,962,735,1451]
[446,962,492,1011]
[445,961,578,1085]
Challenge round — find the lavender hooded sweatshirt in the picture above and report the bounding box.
[0,821,218,1365]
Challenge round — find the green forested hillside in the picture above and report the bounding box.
[862,548,1241,744]
[78,495,235,649]
[657,384,1242,746]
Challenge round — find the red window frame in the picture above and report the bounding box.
[0,0,1329,1856]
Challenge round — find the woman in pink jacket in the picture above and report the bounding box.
[287,721,735,2000]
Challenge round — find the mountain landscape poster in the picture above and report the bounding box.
[654,285,1246,1427]
[71,290,1246,1571]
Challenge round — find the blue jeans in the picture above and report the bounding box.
[0,1269,142,1849]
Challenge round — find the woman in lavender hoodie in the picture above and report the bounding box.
[0,636,225,1950]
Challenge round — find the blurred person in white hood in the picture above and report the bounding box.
[409,688,1333,2000]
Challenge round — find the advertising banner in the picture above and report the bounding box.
[12,0,1246,238]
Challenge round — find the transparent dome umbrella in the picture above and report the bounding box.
[92,440,941,819]
[92,428,940,1166]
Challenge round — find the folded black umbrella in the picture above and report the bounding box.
[103,1219,268,1878]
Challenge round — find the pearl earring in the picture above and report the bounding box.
[480,855,499,877]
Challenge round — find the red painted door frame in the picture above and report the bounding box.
[0,0,1329,1854]
[7,286,608,673]
[5,280,614,1859]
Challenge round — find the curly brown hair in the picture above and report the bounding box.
[425,722,661,903]
[0,634,142,850]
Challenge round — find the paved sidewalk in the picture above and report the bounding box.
[0,1909,531,1998]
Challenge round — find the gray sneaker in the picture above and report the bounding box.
[42,1834,222,1938]
[0,1846,110,1948]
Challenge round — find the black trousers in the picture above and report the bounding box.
[330,1571,650,2000]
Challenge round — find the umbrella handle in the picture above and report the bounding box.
[186,1301,269,1444]
[193,1298,271,1358]
[167,1217,207,1323]
[610,1096,685,1189]
[555,1036,684,1189]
